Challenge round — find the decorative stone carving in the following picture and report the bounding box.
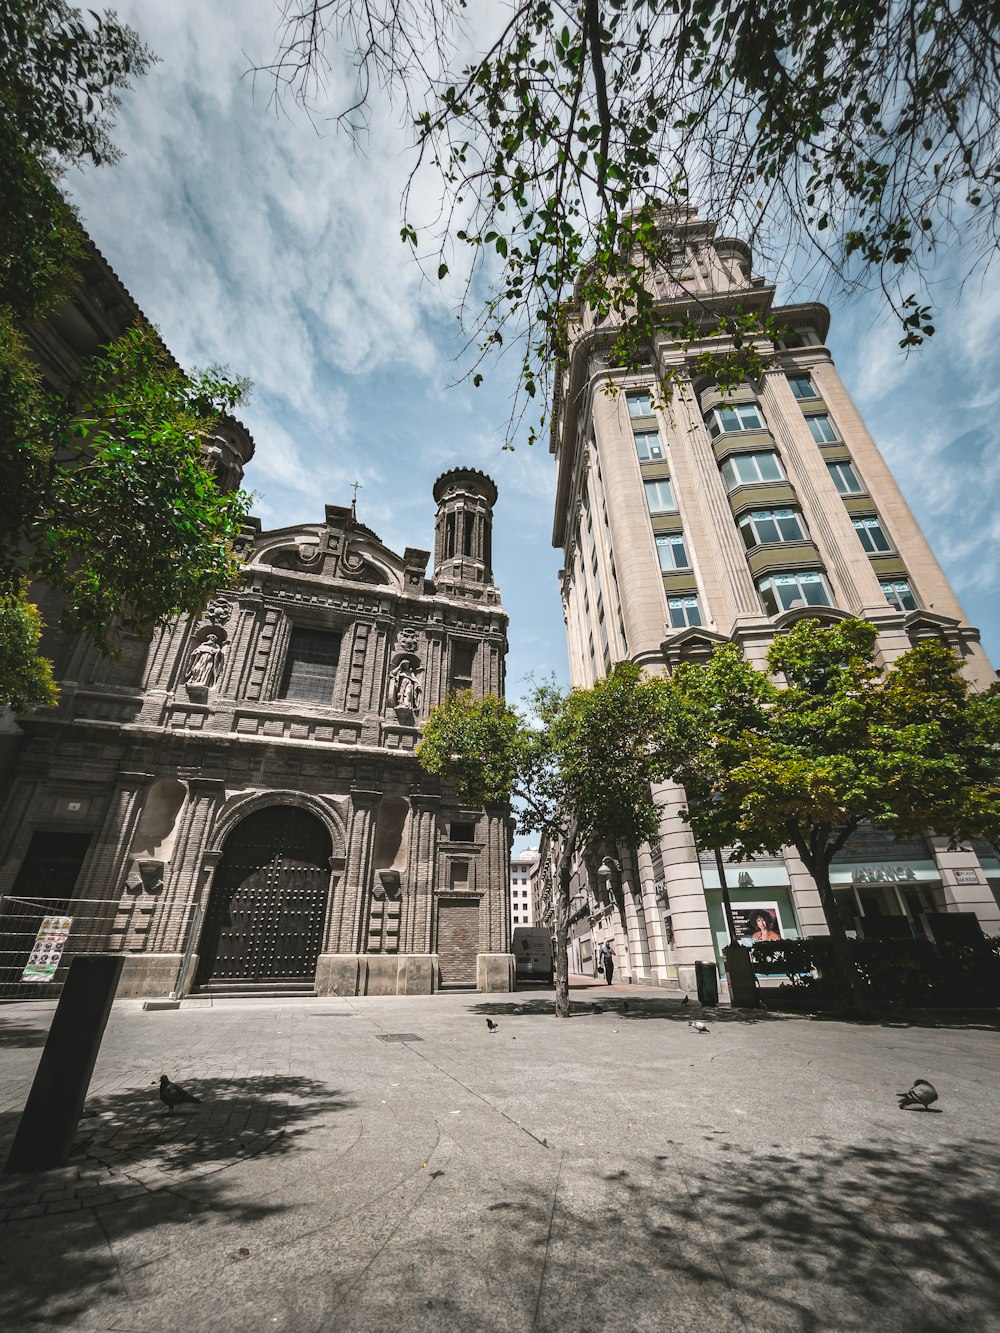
[203,598,233,627]
[387,655,422,713]
[185,632,225,695]
[397,627,419,654]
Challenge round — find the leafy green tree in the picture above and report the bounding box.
[417,664,678,1016]
[2,324,252,651]
[665,618,1000,1003]
[0,581,58,712]
[1,3,253,706]
[263,1,1000,441]
[1,0,153,316]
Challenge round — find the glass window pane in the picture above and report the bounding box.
[775,511,804,541]
[829,461,861,494]
[628,391,653,417]
[736,404,763,430]
[807,413,838,443]
[756,451,783,481]
[635,431,662,460]
[788,376,814,399]
[644,478,676,512]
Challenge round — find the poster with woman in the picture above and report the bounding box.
[731,904,783,947]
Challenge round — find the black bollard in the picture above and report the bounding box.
[6,954,124,1174]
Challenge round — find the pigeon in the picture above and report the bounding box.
[681,995,690,1008]
[486,1018,498,1032]
[897,1079,938,1111]
[688,1020,710,1034]
[159,1074,201,1112]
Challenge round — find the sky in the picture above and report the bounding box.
[66,0,1000,690]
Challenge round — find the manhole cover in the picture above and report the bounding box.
[375,1033,422,1043]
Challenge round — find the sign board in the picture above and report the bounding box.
[20,915,73,983]
[730,903,783,948]
[954,869,981,886]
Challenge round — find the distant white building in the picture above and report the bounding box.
[510,847,539,927]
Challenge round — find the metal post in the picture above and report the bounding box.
[6,954,124,1174]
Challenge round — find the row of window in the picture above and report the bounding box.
[666,575,918,628]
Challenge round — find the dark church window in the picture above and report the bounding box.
[279,627,342,702]
[450,821,476,843]
[450,643,476,692]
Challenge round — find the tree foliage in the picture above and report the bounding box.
[417,663,678,1014]
[2,323,252,652]
[1,2,253,706]
[263,0,1000,441]
[664,618,1000,1001]
[0,581,58,712]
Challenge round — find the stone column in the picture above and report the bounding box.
[930,838,1000,934]
[655,778,715,996]
[315,786,380,996]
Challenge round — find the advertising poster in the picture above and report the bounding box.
[731,903,783,948]
[20,915,73,983]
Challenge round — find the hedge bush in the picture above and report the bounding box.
[750,935,1000,1008]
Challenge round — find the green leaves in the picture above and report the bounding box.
[2,321,252,654]
[0,580,58,711]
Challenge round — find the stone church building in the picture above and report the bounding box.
[0,235,513,999]
[0,469,513,998]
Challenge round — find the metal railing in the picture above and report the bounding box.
[0,894,199,1002]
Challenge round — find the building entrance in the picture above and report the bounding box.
[197,806,331,985]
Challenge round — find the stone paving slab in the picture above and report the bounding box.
[1,988,999,1331]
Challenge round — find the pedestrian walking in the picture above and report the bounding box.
[598,939,615,985]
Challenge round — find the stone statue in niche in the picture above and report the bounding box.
[388,657,422,712]
[185,632,226,690]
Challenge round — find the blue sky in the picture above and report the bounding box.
[66,1,999,689]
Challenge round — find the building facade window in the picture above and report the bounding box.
[655,532,691,571]
[705,402,765,438]
[667,595,702,628]
[806,412,839,443]
[644,478,677,513]
[787,375,816,400]
[720,450,785,489]
[852,515,892,553]
[634,430,663,461]
[627,390,654,417]
[738,508,806,548]
[450,643,476,691]
[881,579,918,611]
[756,570,832,615]
[279,627,342,702]
[827,459,864,495]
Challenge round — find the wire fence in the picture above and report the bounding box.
[0,894,198,1002]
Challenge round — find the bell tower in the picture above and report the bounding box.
[432,468,498,587]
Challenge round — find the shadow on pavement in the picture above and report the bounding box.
[469,995,781,1023]
[0,1015,48,1047]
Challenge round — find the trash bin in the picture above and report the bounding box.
[695,959,719,1007]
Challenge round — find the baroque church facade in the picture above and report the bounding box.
[0,241,513,999]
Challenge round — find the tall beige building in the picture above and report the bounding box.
[550,210,1000,995]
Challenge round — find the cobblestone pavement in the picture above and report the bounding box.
[2,988,1000,1332]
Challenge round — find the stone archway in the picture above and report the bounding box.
[196,805,332,985]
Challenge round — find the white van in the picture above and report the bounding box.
[512,927,553,984]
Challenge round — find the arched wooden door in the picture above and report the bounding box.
[197,806,331,984]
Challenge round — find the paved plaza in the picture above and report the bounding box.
[1,982,999,1332]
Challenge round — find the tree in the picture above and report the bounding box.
[664,618,1000,1003]
[262,1,1000,441]
[1,2,253,708]
[416,663,678,1016]
[0,582,58,712]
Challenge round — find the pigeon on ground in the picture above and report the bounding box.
[681,995,689,1008]
[688,1020,710,1034]
[159,1074,201,1112]
[486,1018,498,1032]
[897,1079,938,1111]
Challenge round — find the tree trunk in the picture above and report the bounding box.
[811,857,863,1010]
[553,853,572,1018]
